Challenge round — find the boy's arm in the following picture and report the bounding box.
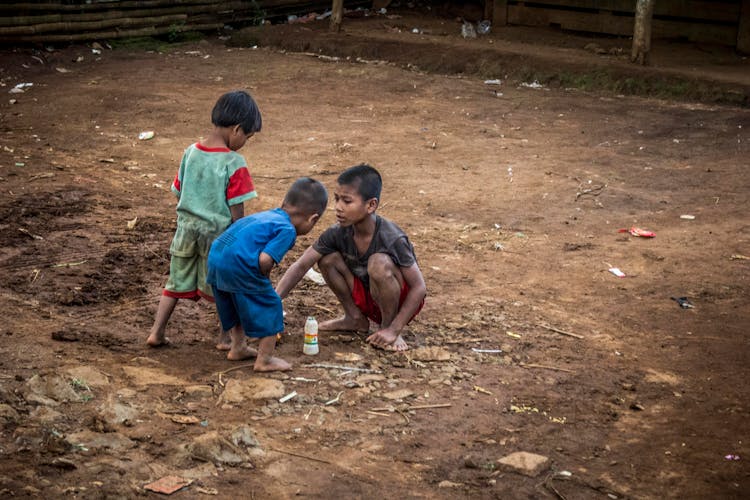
[258,252,275,278]
[275,246,323,299]
[229,202,244,222]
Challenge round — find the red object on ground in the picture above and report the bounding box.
[618,227,656,237]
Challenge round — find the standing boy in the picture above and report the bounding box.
[147,90,261,348]
[207,177,328,371]
[276,164,426,351]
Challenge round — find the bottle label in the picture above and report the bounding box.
[304,334,318,345]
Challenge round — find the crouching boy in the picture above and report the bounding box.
[276,164,426,351]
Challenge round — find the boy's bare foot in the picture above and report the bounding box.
[227,346,258,361]
[367,329,409,352]
[146,333,171,347]
[216,329,231,351]
[319,315,369,332]
[254,356,292,372]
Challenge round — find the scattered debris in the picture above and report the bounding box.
[725,454,741,460]
[671,296,694,309]
[608,267,626,278]
[472,348,503,354]
[520,363,575,374]
[484,79,502,85]
[279,391,298,403]
[730,254,749,260]
[506,331,521,339]
[461,21,477,39]
[306,363,381,373]
[409,346,451,361]
[618,226,655,238]
[304,267,326,284]
[9,83,33,94]
[537,323,584,339]
[138,131,155,140]
[144,476,192,495]
[520,81,544,89]
[126,216,138,230]
[679,214,695,220]
[473,385,493,395]
[324,391,343,406]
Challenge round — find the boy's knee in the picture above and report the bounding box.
[318,252,340,271]
[367,253,396,280]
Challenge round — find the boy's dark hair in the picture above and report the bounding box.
[283,177,328,216]
[338,163,382,202]
[211,90,262,134]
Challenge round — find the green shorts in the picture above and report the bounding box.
[163,223,218,301]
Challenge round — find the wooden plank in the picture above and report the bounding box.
[508,4,739,44]
[507,0,741,22]
[738,0,750,53]
[493,0,508,26]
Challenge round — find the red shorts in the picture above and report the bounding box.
[351,277,424,325]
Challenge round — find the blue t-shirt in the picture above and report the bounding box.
[207,208,296,294]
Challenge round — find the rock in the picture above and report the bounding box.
[218,378,285,404]
[65,430,135,452]
[497,451,549,477]
[383,389,414,401]
[121,365,186,386]
[187,431,257,465]
[0,404,20,424]
[438,480,462,488]
[410,346,451,362]
[64,366,110,387]
[183,385,214,400]
[97,395,139,426]
[29,406,63,424]
[356,374,386,384]
[22,374,80,406]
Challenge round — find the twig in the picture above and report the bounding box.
[311,304,336,315]
[575,183,606,201]
[18,228,43,240]
[28,172,55,182]
[50,260,88,268]
[269,447,333,465]
[324,391,343,406]
[305,363,381,373]
[395,409,410,424]
[408,403,452,410]
[537,323,584,339]
[521,363,575,373]
[366,410,391,417]
[445,337,483,344]
[217,363,255,387]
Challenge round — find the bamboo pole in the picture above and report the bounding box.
[0,14,188,36]
[0,1,215,13]
[0,2,252,27]
[0,22,223,43]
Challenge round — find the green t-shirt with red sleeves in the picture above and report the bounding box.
[169,143,257,258]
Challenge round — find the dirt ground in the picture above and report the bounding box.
[1,9,749,499]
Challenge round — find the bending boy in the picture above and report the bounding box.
[207,177,328,371]
[276,164,426,351]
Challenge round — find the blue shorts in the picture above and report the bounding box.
[213,288,282,338]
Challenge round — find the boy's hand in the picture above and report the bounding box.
[258,252,275,277]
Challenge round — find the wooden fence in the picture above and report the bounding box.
[0,0,359,43]
[491,0,750,51]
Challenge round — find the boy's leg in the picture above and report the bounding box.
[227,324,258,361]
[366,253,408,351]
[317,252,369,332]
[254,335,291,372]
[147,294,178,346]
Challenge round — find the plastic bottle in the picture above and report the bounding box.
[303,316,319,355]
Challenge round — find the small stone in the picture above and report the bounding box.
[438,480,462,488]
[383,389,414,400]
[497,451,549,477]
[410,346,451,362]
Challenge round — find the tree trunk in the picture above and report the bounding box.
[631,0,655,65]
[330,0,343,32]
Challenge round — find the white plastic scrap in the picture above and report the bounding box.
[9,83,33,94]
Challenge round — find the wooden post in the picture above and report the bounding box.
[493,0,508,27]
[330,0,343,32]
[739,0,750,54]
[631,0,655,65]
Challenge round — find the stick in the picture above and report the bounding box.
[445,337,483,344]
[269,447,332,465]
[521,363,575,373]
[366,410,391,417]
[217,363,254,386]
[408,403,452,410]
[311,304,336,315]
[537,323,584,339]
[50,260,88,268]
[324,391,343,406]
[305,363,380,373]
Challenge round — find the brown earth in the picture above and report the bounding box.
[0,9,749,499]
